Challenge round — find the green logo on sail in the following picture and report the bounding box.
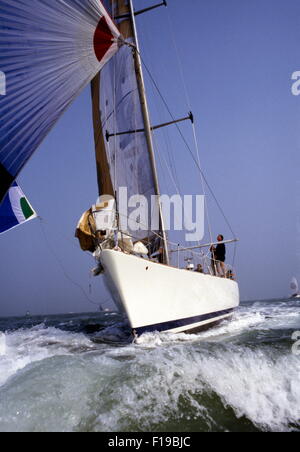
[20,197,35,220]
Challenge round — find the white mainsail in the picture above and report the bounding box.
[290,277,300,297]
[94,0,162,244]
[78,0,166,258]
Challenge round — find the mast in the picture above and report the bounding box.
[91,73,115,197]
[128,0,170,265]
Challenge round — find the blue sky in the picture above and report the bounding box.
[0,0,300,316]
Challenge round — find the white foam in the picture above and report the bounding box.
[0,333,6,356]
[0,325,95,388]
[96,343,300,432]
[196,311,265,340]
[90,344,210,432]
[134,310,265,347]
[0,300,299,432]
[0,332,299,432]
[245,302,300,331]
[135,331,199,347]
[196,346,300,431]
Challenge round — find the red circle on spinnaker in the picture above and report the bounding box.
[93,16,114,62]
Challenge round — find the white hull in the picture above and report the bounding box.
[100,250,240,336]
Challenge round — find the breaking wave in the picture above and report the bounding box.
[0,299,299,432]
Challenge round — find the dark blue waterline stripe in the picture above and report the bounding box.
[134,308,235,335]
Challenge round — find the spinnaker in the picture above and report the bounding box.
[0,182,37,234]
[0,0,121,202]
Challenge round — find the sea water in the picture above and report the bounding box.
[0,299,299,432]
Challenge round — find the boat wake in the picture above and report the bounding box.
[0,299,299,432]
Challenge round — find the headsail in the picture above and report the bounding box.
[0,182,37,234]
[90,0,162,245]
[0,0,121,203]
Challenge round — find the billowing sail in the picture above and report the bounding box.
[91,0,160,241]
[290,277,299,296]
[0,182,37,234]
[0,0,121,202]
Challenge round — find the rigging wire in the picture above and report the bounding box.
[130,31,208,246]
[139,54,237,242]
[191,122,214,246]
[38,217,104,311]
[166,10,217,248]
[140,25,182,194]
[152,133,185,254]
[118,37,238,265]
[148,82,182,195]
[154,133,181,196]
[166,11,215,245]
[166,7,193,116]
[113,51,118,193]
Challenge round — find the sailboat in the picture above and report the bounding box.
[0,0,240,337]
[290,277,300,299]
[76,0,240,336]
